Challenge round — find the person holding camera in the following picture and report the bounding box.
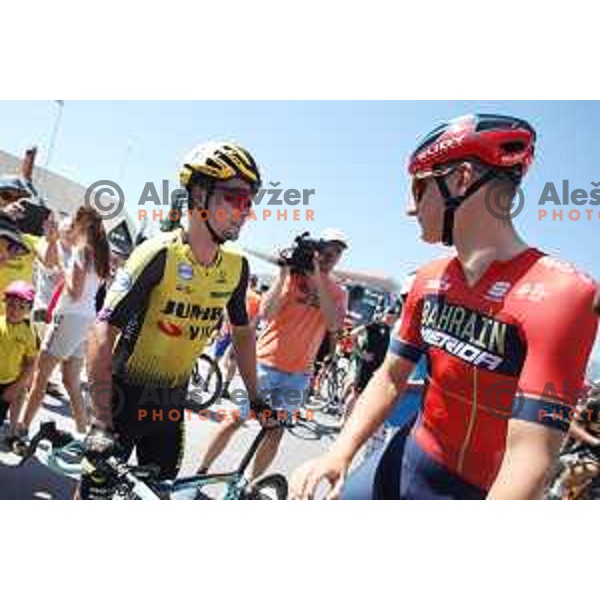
[0,214,29,268]
[196,228,348,484]
[0,175,31,209]
[0,175,59,316]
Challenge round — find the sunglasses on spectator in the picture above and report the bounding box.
[4,296,33,309]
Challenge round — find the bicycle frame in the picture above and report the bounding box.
[166,425,270,499]
[22,420,276,500]
[22,437,86,478]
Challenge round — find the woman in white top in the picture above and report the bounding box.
[32,215,74,343]
[22,207,110,434]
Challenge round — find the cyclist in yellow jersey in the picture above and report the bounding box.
[82,142,262,499]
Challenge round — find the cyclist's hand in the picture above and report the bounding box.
[289,453,350,500]
[43,212,59,243]
[80,427,119,500]
[84,426,117,456]
[251,397,279,428]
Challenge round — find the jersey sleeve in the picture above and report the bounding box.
[512,278,598,431]
[98,241,167,329]
[226,256,250,327]
[388,276,425,364]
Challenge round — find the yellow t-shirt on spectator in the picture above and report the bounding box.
[0,234,40,316]
[0,315,38,384]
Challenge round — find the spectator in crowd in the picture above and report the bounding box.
[0,214,29,268]
[30,216,75,399]
[95,241,132,313]
[196,228,348,486]
[21,207,110,436]
[0,175,31,209]
[342,302,401,425]
[0,281,37,453]
[32,216,74,343]
[0,177,59,314]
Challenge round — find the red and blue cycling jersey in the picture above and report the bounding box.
[390,248,598,491]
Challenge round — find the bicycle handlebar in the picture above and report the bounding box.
[21,422,163,498]
[18,421,75,466]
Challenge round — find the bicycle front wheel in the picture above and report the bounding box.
[187,354,223,412]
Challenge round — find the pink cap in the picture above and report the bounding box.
[4,280,35,303]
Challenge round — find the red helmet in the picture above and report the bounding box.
[4,280,35,303]
[408,114,536,180]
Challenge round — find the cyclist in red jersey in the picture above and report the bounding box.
[291,113,598,500]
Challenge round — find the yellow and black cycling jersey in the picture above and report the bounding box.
[99,229,249,389]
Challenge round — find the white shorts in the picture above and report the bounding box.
[42,313,94,360]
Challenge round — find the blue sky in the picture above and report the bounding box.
[3,100,599,361]
[2,100,598,280]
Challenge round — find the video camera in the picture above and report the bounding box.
[2,147,52,237]
[15,195,51,237]
[277,232,327,275]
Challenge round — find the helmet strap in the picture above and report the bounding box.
[187,179,228,246]
[435,169,498,246]
[204,217,227,246]
[200,192,228,246]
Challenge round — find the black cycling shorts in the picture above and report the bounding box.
[110,377,187,480]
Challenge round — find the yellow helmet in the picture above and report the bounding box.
[179,141,262,192]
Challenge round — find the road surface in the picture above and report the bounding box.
[0,376,345,500]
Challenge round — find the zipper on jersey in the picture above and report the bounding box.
[457,368,478,474]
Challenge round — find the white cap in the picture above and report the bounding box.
[319,228,349,249]
[400,272,417,296]
[0,175,30,195]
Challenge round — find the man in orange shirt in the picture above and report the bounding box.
[197,229,348,483]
